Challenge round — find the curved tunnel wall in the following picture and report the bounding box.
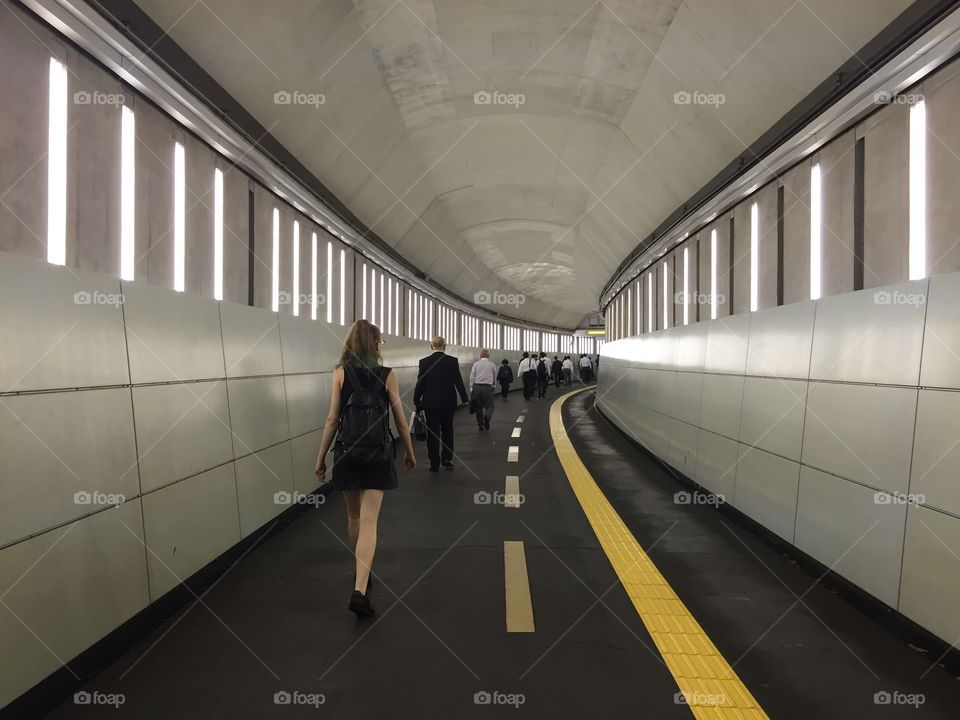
[0,250,526,709]
[598,271,960,648]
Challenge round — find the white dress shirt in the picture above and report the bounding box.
[579,356,593,368]
[518,357,536,374]
[562,359,574,371]
[470,357,497,387]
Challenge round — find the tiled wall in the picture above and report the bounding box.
[598,272,960,646]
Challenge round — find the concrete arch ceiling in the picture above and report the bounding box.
[134,0,912,328]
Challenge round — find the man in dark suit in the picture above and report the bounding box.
[414,336,469,472]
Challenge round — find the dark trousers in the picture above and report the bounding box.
[472,385,495,427]
[424,407,455,468]
[500,383,510,398]
[522,371,536,399]
[553,372,561,388]
[536,375,548,398]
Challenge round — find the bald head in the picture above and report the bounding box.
[431,336,446,351]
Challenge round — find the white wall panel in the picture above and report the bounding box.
[0,501,149,709]
[0,252,129,391]
[699,373,744,441]
[703,313,750,374]
[285,373,330,438]
[671,371,703,427]
[693,429,738,501]
[226,376,290,457]
[279,312,344,374]
[802,382,916,494]
[122,280,225,383]
[0,388,138,547]
[291,430,323,496]
[142,464,240,599]
[745,300,815,378]
[235,442,294,538]
[919,271,960,389]
[219,301,283,377]
[734,446,799,542]
[809,280,927,385]
[668,419,698,476]
[739,377,807,462]
[899,505,960,644]
[795,466,906,607]
[909,389,960,516]
[132,381,233,493]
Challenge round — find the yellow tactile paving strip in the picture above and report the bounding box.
[550,389,770,720]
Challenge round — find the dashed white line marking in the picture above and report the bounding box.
[516,415,525,423]
[505,475,521,509]
[507,446,519,462]
[511,427,522,438]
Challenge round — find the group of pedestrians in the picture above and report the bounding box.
[313,320,600,619]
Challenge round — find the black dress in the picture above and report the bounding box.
[330,364,399,492]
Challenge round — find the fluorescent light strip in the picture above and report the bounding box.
[213,167,223,299]
[371,267,377,324]
[395,282,400,335]
[311,232,317,320]
[271,208,280,311]
[47,58,67,266]
[710,229,718,320]
[362,263,367,319]
[380,273,385,330]
[909,100,927,281]
[339,248,345,324]
[662,262,669,330]
[326,241,333,322]
[647,273,653,331]
[174,141,185,292]
[750,202,759,311]
[387,277,393,334]
[683,247,689,326]
[292,221,300,317]
[810,164,822,300]
[121,105,136,280]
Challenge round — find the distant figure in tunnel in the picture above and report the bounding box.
[498,358,513,398]
[518,352,537,400]
[536,352,549,398]
[469,349,497,430]
[562,355,574,385]
[579,354,594,384]
[414,336,469,471]
[551,355,563,388]
[315,319,416,619]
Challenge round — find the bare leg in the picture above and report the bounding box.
[354,490,384,594]
[343,490,362,551]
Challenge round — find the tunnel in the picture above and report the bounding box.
[2,0,960,717]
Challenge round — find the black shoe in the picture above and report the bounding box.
[441,460,454,468]
[429,465,439,472]
[349,590,375,618]
[484,419,490,430]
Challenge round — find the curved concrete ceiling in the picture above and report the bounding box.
[133,0,912,328]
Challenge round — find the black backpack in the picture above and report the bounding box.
[335,364,393,464]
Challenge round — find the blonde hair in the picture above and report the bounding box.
[339,319,382,368]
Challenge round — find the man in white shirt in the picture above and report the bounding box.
[561,356,574,385]
[517,352,538,400]
[579,354,594,384]
[469,349,498,430]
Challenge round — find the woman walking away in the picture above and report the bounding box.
[498,358,513,399]
[315,320,416,618]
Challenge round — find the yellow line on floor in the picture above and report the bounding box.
[505,475,521,509]
[504,541,535,632]
[549,389,769,720]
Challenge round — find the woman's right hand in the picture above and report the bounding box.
[404,450,416,470]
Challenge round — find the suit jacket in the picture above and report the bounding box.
[414,351,468,410]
